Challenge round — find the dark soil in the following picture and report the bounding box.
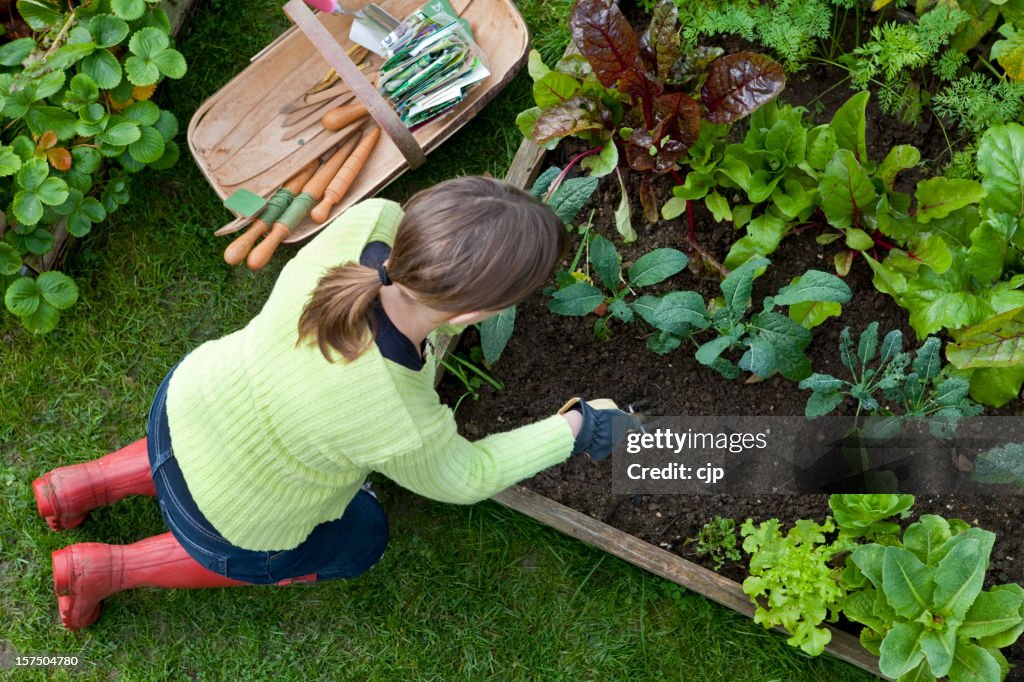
[439,34,1024,681]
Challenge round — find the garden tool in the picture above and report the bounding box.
[301,0,400,57]
[223,160,320,265]
[33,438,156,532]
[246,130,364,271]
[52,532,318,630]
[310,125,381,222]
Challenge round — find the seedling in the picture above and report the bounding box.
[686,516,741,570]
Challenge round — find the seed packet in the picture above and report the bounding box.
[376,0,489,127]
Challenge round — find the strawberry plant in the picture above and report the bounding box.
[0,0,186,334]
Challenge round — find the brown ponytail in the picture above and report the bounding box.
[299,176,568,362]
[297,262,383,362]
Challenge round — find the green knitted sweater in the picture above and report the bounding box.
[165,199,574,551]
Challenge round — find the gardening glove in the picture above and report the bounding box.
[558,398,640,461]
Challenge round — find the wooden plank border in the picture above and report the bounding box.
[492,486,883,678]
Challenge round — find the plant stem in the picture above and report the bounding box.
[543,146,603,205]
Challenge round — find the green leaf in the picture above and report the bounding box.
[820,149,877,229]
[526,48,549,80]
[21,299,60,334]
[632,295,660,326]
[798,373,845,393]
[739,335,776,377]
[650,291,708,335]
[580,138,618,178]
[695,335,736,367]
[972,443,1024,488]
[967,366,1024,407]
[547,176,598,224]
[89,14,130,48]
[10,227,53,254]
[960,587,1024,640]
[129,26,169,56]
[4,275,41,316]
[705,191,731,222]
[98,121,141,146]
[152,49,187,80]
[548,282,604,316]
[479,306,515,365]
[804,390,844,417]
[148,140,179,171]
[36,271,78,310]
[17,0,62,30]
[16,155,48,192]
[36,176,68,206]
[947,642,1002,682]
[967,221,1008,283]
[882,547,936,620]
[879,621,927,679]
[82,50,122,89]
[830,91,869,163]
[0,243,21,275]
[915,178,985,223]
[63,73,100,111]
[805,124,838,171]
[72,146,102,174]
[26,106,77,141]
[918,628,956,679]
[0,146,22,177]
[12,191,43,225]
[934,533,992,620]
[720,257,769,323]
[903,515,953,565]
[0,37,36,67]
[858,322,880,365]
[589,235,620,290]
[747,311,812,380]
[774,270,852,306]
[613,169,636,242]
[532,71,581,108]
[124,56,160,87]
[628,248,688,287]
[991,23,1024,81]
[646,330,681,355]
[878,145,920,190]
[122,100,161,126]
[789,299,841,329]
[947,306,1024,368]
[111,0,146,20]
[912,337,941,380]
[608,298,631,322]
[128,126,165,164]
[153,110,179,142]
[977,123,1024,217]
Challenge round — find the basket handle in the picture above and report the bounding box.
[283,0,427,170]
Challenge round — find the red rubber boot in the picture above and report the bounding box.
[52,532,251,630]
[34,438,157,531]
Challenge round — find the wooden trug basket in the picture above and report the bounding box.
[187,0,529,243]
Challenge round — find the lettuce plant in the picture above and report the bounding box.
[740,516,849,656]
[828,493,914,542]
[845,517,1024,681]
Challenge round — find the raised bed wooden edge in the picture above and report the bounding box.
[437,130,884,680]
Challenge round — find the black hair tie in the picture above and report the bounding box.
[376,263,392,286]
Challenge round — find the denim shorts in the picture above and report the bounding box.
[146,365,389,584]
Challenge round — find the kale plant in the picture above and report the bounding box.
[798,322,983,429]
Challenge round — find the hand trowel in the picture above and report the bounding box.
[301,0,400,57]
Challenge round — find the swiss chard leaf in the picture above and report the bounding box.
[570,0,643,88]
[700,51,786,124]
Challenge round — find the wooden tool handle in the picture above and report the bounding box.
[223,160,317,265]
[300,133,363,201]
[246,224,290,271]
[310,126,381,223]
[224,221,270,265]
[321,103,368,131]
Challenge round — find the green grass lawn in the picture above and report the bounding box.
[0,0,876,679]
